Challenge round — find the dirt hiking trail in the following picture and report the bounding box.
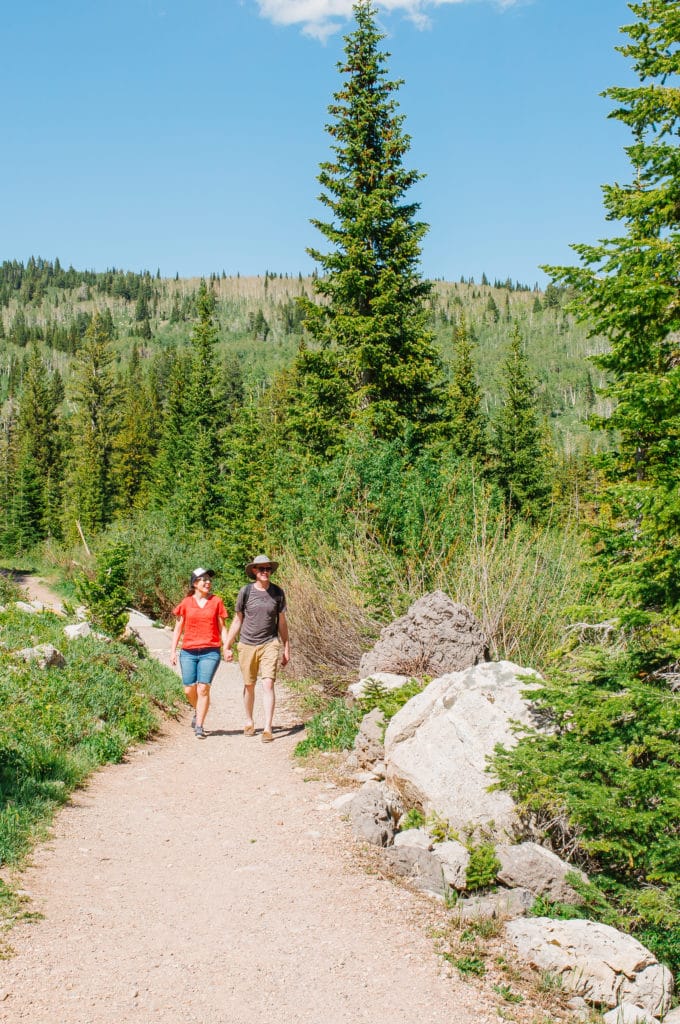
[0,586,498,1024]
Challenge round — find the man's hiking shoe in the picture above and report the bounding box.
[261,730,273,743]
[195,725,206,739]
[191,713,196,729]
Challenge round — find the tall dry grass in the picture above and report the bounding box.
[281,497,592,676]
[280,549,381,689]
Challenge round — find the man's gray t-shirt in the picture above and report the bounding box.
[235,583,286,646]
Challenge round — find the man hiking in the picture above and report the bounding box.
[224,554,290,743]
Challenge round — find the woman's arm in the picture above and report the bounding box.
[170,616,184,666]
[223,612,243,662]
[219,614,229,658]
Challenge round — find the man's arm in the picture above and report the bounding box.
[278,610,290,667]
[223,611,243,662]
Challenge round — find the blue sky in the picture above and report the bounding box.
[2,0,633,286]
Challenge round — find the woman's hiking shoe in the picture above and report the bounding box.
[261,730,273,743]
[195,725,206,739]
[243,724,255,736]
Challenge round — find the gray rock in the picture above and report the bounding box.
[432,840,470,891]
[348,672,410,700]
[331,792,356,812]
[661,1009,680,1024]
[15,601,38,614]
[349,782,398,847]
[359,591,488,678]
[603,1004,660,1024]
[64,621,92,640]
[385,660,542,839]
[457,887,534,921]
[393,828,432,851]
[566,995,591,1022]
[496,842,587,903]
[17,643,66,669]
[353,708,386,768]
[505,918,673,1016]
[384,845,447,897]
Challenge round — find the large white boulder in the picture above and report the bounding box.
[384,660,541,838]
[505,918,673,1016]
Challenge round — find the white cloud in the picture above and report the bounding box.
[255,0,520,40]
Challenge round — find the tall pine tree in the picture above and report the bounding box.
[12,347,63,546]
[61,311,119,542]
[491,325,549,518]
[302,0,444,443]
[444,314,488,462]
[545,0,680,609]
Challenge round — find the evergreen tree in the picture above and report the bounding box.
[112,345,157,512]
[544,0,680,609]
[302,0,444,442]
[491,325,549,517]
[444,314,488,461]
[151,281,225,529]
[12,347,63,545]
[61,311,119,542]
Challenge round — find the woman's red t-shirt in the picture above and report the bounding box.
[172,595,228,649]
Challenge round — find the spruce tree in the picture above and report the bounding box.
[61,311,119,541]
[491,325,549,518]
[302,0,444,443]
[113,345,158,512]
[444,314,488,462]
[544,0,680,609]
[151,281,225,529]
[13,347,63,545]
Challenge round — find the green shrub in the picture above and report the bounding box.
[493,629,680,971]
[465,842,501,891]
[75,541,132,638]
[0,571,20,605]
[399,808,425,831]
[358,677,425,725]
[294,699,361,756]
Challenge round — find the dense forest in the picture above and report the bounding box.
[1,0,678,975]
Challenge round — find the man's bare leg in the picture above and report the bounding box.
[262,677,275,734]
[243,682,256,731]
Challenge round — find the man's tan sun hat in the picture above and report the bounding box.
[245,554,279,578]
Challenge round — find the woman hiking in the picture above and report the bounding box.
[170,568,228,739]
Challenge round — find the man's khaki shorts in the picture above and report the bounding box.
[237,638,280,686]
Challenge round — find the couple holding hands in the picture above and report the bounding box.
[169,555,289,742]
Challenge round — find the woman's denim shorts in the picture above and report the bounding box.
[179,647,221,687]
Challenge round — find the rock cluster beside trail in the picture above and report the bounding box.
[335,591,675,1023]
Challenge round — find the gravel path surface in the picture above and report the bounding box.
[0,601,498,1024]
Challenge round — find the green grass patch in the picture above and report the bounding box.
[0,606,182,867]
[441,951,486,977]
[294,698,361,755]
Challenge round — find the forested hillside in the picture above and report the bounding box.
[0,258,606,449]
